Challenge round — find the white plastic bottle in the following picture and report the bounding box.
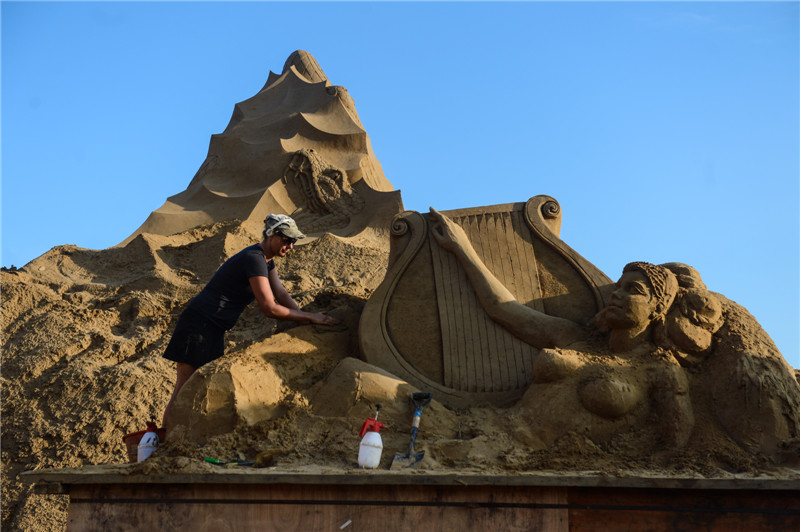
[137,422,159,462]
[358,430,383,469]
[358,405,384,469]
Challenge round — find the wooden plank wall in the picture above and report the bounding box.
[66,483,799,532]
[568,486,800,532]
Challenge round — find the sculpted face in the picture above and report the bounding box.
[604,271,658,330]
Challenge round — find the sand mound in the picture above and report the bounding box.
[0,221,391,531]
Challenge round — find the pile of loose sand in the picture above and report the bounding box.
[0,221,390,530]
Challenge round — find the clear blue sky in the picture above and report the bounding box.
[2,2,798,369]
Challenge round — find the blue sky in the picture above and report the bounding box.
[2,1,798,368]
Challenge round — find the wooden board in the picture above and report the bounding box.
[66,483,568,532]
[568,486,800,532]
[22,467,800,531]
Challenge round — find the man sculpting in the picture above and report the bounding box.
[161,214,339,426]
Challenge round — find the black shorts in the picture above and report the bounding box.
[162,306,225,368]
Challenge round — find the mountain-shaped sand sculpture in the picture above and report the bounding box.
[122,50,402,245]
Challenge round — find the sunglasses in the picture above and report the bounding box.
[278,234,297,245]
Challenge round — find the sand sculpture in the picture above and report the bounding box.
[121,50,401,245]
[2,50,799,531]
[356,202,800,458]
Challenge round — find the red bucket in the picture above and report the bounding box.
[122,427,167,463]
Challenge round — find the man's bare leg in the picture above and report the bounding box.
[162,362,197,427]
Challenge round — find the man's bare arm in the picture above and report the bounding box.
[249,276,338,325]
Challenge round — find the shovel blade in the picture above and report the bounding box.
[390,451,425,470]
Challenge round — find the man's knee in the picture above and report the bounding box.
[175,362,197,385]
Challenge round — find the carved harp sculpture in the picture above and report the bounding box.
[359,196,614,408]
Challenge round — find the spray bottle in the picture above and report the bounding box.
[358,404,385,469]
[137,421,159,462]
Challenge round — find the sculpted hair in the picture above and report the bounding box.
[622,262,679,320]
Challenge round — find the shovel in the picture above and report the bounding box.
[390,392,432,469]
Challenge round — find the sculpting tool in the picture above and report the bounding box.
[390,392,432,469]
[203,457,255,467]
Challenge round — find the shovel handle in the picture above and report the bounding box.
[407,411,422,453]
[407,426,419,454]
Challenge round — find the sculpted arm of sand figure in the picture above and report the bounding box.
[249,274,339,325]
[428,207,584,349]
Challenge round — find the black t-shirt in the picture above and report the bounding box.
[188,244,275,330]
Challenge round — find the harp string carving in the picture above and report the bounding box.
[430,210,540,393]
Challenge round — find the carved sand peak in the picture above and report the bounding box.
[261,49,331,92]
[282,50,329,84]
[121,51,398,247]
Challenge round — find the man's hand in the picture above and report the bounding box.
[308,312,340,326]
